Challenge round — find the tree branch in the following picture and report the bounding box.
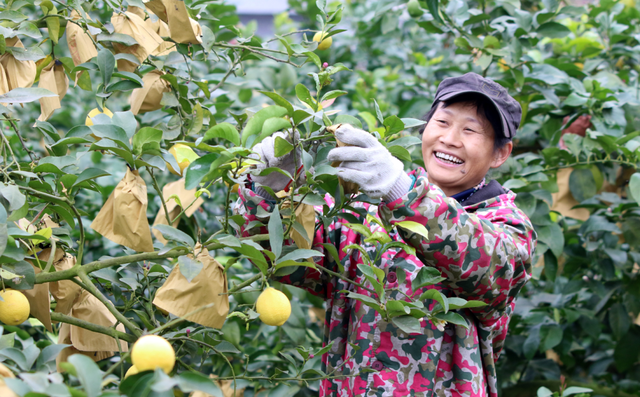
[50,312,136,343]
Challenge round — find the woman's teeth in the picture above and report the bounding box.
[435,152,463,164]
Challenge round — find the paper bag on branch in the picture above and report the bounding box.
[152,178,204,244]
[67,10,98,66]
[91,168,154,252]
[0,362,18,397]
[145,14,176,55]
[49,253,81,317]
[327,124,359,195]
[38,60,69,121]
[143,0,202,44]
[111,11,163,72]
[0,64,9,96]
[23,248,66,332]
[551,168,590,221]
[0,37,36,91]
[153,244,229,328]
[280,198,315,250]
[129,70,171,114]
[56,290,129,371]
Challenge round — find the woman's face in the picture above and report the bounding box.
[421,102,512,196]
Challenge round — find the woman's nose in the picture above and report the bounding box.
[439,126,462,147]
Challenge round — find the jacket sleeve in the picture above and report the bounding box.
[378,169,536,328]
[233,186,362,299]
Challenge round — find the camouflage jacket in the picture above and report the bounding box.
[235,168,536,397]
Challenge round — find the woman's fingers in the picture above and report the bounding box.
[334,125,379,148]
[327,146,371,163]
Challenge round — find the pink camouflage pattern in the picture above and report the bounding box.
[234,168,536,396]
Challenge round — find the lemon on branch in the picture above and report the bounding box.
[256,287,291,326]
[0,289,30,326]
[131,335,175,374]
[124,365,139,378]
[167,143,199,176]
[85,107,113,127]
[313,32,332,51]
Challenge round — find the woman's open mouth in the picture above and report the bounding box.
[434,151,464,166]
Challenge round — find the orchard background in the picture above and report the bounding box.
[0,0,639,396]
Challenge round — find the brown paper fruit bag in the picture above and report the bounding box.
[56,290,129,371]
[23,248,67,332]
[190,376,245,397]
[145,12,176,55]
[153,244,229,329]
[327,124,359,195]
[129,69,171,114]
[37,60,69,121]
[0,37,36,91]
[49,253,81,317]
[551,168,590,221]
[111,11,163,72]
[280,198,315,250]
[91,168,154,252]
[66,10,98,66]
[0,362,18,397]
[152,179,204,244]
[143,0,202,44]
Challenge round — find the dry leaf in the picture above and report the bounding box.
[111,11,163,72]
[153,244,229,329]
[91,168,154,252]
[56,290,129,371]
[152,178,204,244]
[0,37,36,91]
[327,124,359,195]
[38,60,69,121]
[129,69,171,114]
[67,10,98,66]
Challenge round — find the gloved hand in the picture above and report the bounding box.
[250,130,302,198]
[327,124,412,201]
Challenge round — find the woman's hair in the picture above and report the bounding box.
[419,92,511,151]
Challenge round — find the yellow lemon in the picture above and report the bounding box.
[124,365,139,378]
[0,289,30,326]
[313,32,333,51]
[85,107,113,127]
[167,144,199,176]
[621,0,635,9]
[131,335,175,374]
[256,287,291,326]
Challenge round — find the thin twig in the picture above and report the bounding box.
[3,115,36,163]
[149,168,172,225]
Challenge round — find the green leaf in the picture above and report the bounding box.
[274,136,294,157]
[372,99,384,125]
[540,324,563,351]
[433,311,468,328]
[344,223,372,238]
[68,355,103,397]
[178,255,203,282]
[426,0,441,23]
[241,106,288,147]
[97,33,138,46]
[268,205,283,260]
[153,225,195,247]
[0,88,56,103]
[420,289,448,313]
[413,267,445,289]
[536,223,564,258]
[395,220,430,240]
[36,343,71,367]
[97,48,114,87]
[204,122,240,146]
[628,173,640,205]
[259,90,294,116]
[536,22,571,38]
[333,114,363,129]
[2,261,34,290]
[132,127,162,155]
[295,84,315,111]
[256,117,291,145]
[609,303,630,340]
[562,387,594,396]
[320,90,347,103]
[383,115,404,135]
[184,153,218,190]
[0,183,25,211]
[391,315,421,334]
[569,168,597,202]
[276,249,323,264]
[178,372,223,396]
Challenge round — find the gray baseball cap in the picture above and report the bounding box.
[433,72,522,139]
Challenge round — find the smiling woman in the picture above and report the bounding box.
[236,72,537,396]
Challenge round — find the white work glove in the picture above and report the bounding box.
[327,124,412,201]
[250,130,302,199]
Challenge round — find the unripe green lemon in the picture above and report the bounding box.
[407,0,424,18]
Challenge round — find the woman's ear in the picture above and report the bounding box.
[490,141,513,168]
